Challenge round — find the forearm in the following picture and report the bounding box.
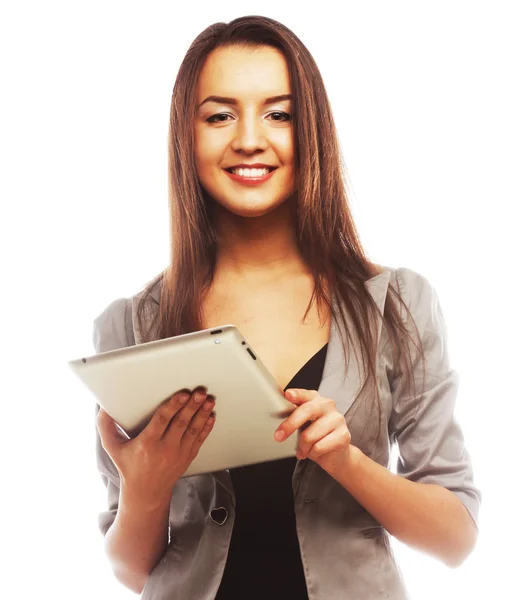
[328,445,478,567]
[105,486,171,594]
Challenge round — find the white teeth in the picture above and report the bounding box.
[230,167,272,177]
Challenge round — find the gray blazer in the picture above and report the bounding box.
[93,266,481,599]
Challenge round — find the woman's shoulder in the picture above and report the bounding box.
[374,263,436,293]
[92,296,135,353]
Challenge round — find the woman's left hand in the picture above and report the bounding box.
[274,388,355,473]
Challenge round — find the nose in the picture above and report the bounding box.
[230,112,269,154]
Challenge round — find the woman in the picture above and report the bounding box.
[94,15,481,600]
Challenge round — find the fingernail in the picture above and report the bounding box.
[274,430,285,441]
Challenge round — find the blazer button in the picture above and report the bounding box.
[210,507,228,526]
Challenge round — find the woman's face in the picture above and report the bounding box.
[194,45,295,218]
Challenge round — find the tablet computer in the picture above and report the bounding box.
[68,324,299,477]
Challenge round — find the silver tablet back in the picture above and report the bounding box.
[69,325,298,477]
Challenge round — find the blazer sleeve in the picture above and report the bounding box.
[92,297,135,537]
[388,268,482,531]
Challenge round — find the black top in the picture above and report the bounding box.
[215,342,329,600]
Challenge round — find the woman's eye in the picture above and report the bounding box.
[206,113,232,123]
[269,111,291,122]
[206,111,292,124]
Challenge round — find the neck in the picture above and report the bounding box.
[212,201,310,286]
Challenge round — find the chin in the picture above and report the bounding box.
[200,176,295,219]
[218,196,291,219]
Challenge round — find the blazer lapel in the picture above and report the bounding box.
[318,267,392,418]
[291,267,393,498]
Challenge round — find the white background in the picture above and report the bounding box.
[1,1,508,598]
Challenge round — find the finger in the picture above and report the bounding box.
[164,388,210,445]
[306,428,352,460]
[190,409,216,458]
[274,395,332,442]
[142,390,193,441]
[180,395,216,456]
[296,412,344,459]
[284,389,320,405]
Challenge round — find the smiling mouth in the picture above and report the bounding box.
[223,167,278,174]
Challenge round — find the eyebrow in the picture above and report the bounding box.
[198,94,292,108]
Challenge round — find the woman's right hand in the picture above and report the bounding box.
[96,387,216,508]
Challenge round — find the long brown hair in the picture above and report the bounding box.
[136,15,426,449]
